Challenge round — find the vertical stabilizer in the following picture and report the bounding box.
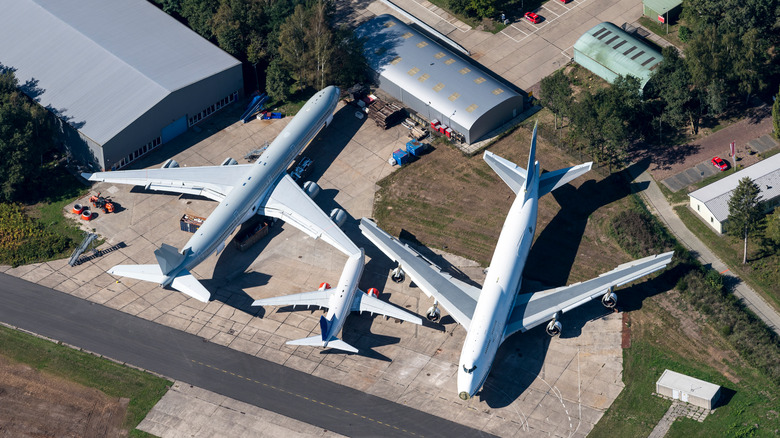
[154,243,186,275]
[524,121,539,192]
[319,315,330,343]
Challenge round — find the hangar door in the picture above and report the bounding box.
[162,116,187,143]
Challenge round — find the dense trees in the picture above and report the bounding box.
[0,68,53,203]
[726,177,764,264]
[151,0,368,95]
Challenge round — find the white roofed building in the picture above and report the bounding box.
[656,369,721,410]
[689,153,780,234]
[355,15,524,145]
[0,0,243,171]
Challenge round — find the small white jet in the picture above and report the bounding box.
[83,86,359,302]
[252,248,422,353]
[360,122,674,400]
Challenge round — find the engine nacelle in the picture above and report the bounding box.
[161,159,179,169]
[221,157,238,166]
[329,208,347,228]
[318,282,331,291]
[303,181,320,199]
[391,266,405,283]
[366,287,379,298]
[546,320,562,337]
[426,306,441,322]
[602,291,617,308]
[546,311,562,337]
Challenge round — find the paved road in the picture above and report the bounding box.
[0,273,493,438]
[632,171,780,335]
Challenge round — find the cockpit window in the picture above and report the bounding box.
[462,364,477,374]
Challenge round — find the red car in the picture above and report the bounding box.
[711,156,728,171]
[524,12,542,24]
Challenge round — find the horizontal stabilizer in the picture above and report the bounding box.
[108,264,165,284]
[483,151,527,195]
[286,335,358,353]
[538,162,593,197]
[107,265,211,303]
[170,270,212,303]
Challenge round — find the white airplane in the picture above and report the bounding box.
[252,248,422,353]
[360,122,674,400]
[83,86,359,303]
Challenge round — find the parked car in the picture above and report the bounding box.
[524,12,542,24]
[711,156,728,171]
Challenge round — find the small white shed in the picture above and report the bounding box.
[656,369,721,409]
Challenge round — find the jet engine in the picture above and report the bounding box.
[303,181,320,199]
[601,289,617,308]
[546,312,562,337]
[391,266,405,283]
[329,208,347,227]
[366,287,379,298]
[161,159,179,168]
[426,305,441,322]
[220,157,238,166]
[318,282,331,291]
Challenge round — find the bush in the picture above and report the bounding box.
[678,25,691,42]
[609,205,673,257]
[0,203,74,267]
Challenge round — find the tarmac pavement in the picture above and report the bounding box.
[1,101,628,437]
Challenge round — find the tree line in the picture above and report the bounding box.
[539,0,779,171]
[150,0,369,101]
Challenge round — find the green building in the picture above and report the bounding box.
[643,0,683,25]
[573,22,663,93]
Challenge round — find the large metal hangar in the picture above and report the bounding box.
[573,22,663,93]
[355,15,524,144]
[0,0,243,171]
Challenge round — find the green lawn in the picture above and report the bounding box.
[0,325,171,436]
[674,205,780,311]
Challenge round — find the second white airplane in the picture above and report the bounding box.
[361,123,674,400]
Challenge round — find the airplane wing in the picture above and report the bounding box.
[351,291,423,325]
[82,165,253,202]
[502,251,674,341]
[261,174,360,257]
[252,290,330,308]
[359,218,480,330]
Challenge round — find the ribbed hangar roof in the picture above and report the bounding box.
[0,0,241,145]
[356,15,520,131]
[574,22,662,90]
[689,153,780,222]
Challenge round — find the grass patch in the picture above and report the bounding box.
[674,205,780,311]
[0,325,171,434]
[637,16,684,47]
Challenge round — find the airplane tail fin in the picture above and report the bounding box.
[285,316,359,353]
[154,243,186,275]
[107,264,211,303]
[484,120,592,197]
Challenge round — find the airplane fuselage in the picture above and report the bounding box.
[322,249,365,346]
[162,86,340,285]
[457,161,540,400]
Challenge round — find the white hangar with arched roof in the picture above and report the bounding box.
[355,15,524,144]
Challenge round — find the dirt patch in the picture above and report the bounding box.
[630,291,743,384]
[0,354,129,437]
[374,124,637,286]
